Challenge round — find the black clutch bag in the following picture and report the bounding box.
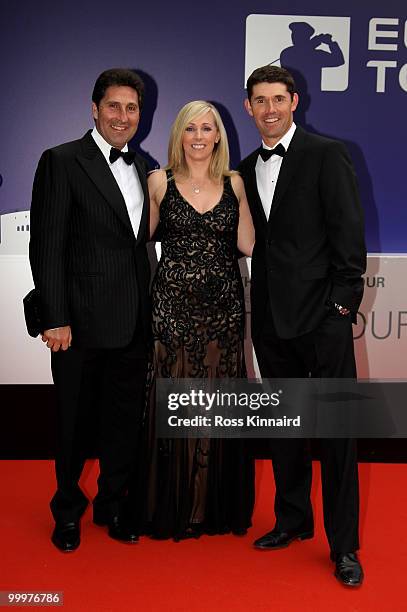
[23,289,43,337]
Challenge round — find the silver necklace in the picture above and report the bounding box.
[189,178,205,194]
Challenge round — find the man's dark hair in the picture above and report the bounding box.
[246,65,296,100]
[92,68,145,110]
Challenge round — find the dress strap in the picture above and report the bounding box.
[165,168,177,195]
[223,175,238,203]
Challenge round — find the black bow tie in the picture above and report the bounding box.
[109,148,136,165]
[258,143,286,162]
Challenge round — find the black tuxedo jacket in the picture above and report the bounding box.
[238,126,366,340]
[29,130,151,349]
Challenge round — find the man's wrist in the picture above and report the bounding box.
[327,299,350,316]
[333,302,350,316]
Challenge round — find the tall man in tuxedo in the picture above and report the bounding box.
[239,66,366,586]
[30,68,151,551]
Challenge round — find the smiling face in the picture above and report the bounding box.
[245,81,298,147]
[92,85,140,149]
[181,110,220,163]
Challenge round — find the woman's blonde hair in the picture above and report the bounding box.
[167,100,233,181]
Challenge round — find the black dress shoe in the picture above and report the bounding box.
[51,521,80,552]
[253,526,314,550]
[232,527,248,536]
[96,516,138,543]
[331,552,364,587]
[93,515,108,527]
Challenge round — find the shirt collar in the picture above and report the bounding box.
[262,122,296,152]
[91,127,128,165]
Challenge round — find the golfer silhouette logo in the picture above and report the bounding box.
[245,15,351,92]
[277,22,344,91]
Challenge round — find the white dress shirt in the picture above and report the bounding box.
[255,122,297,220]
[91,127,144,239]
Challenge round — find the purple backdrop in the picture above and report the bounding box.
[1,0,406,252]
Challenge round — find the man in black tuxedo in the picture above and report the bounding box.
[238,66,366,586]
[29,68,151,551]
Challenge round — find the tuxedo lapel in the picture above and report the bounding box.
[268,127,307,222]
[243,152,268,228]
[133,156,149,245]
[76,131,133,233]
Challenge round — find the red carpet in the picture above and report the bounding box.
[1,460,406,611]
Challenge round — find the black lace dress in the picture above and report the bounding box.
[143,170,254,540]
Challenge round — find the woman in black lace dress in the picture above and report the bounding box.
[144,101,255,540]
